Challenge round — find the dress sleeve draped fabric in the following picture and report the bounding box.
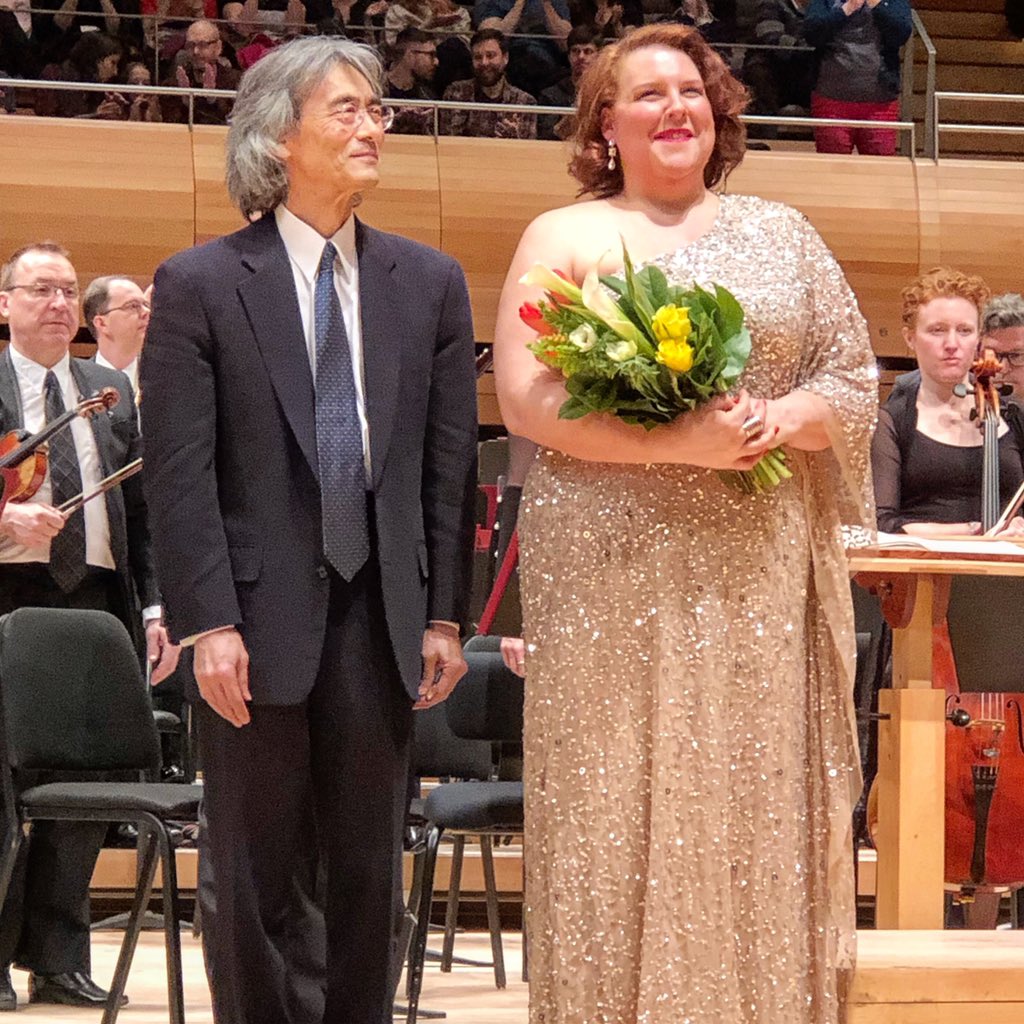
[519,194,876,1024]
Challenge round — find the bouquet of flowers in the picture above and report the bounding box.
[518,248,791,493]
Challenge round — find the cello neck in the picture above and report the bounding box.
[981,411,1000,534]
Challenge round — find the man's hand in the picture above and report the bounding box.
[415,626,467,710]
[194,627,251,726]
[500,636,526,677]
[146,619,181,686]
[0,502,65,547]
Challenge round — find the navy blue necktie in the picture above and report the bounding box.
[315,241,369,581]
[44,370,87,593]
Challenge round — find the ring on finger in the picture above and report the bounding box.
[741,414,764,439]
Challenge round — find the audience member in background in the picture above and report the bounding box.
[316,0,390,43]
[0,242,174,1012]
[804,0,911,156]
[442,28,537,138]
[476,0,570,96]
[162,19,240,124]
[983,293,1024,396]
[741,0,812,126]
[35,31,126,118]
[571,0,642,39]
[0,0,46,81]
[82,276,149,395]
[383,0,470,91]
[872,268,1024,537]
[43,0,123,49]
[537,23,597,140]
[386,27,439,134]
[124,60,162,120]
[139,0,217,56]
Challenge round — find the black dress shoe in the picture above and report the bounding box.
[0,968,15,1011]
[28,971,128,1007]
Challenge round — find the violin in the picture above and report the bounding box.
[0,387,120,513]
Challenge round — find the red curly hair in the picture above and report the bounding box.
[901,267,991,331]
[569,24,748,199]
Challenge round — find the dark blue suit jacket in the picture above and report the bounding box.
[140,214,478,703]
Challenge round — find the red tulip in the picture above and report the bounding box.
[519,302,556,335]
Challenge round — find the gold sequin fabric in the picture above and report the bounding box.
[520,194,877,1024]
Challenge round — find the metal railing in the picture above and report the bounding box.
[902,8,936,157]
[0,76,918,151]
[933,91,1024,160]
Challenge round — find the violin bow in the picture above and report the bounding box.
[58,458,142,519]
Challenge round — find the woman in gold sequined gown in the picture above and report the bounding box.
[492,24,878,1024]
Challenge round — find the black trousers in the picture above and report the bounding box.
[195,557,413,1024]
[0,564,126,975]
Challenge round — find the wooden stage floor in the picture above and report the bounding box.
[6,929,1024,1022]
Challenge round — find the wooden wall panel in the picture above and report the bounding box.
[0,119,194,290]
[725,152,921,358]
[437,137,578,342]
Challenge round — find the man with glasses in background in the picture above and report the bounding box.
[141,36,478,1024]
[0,243,175,1011]
[163,18,240,124]
[983,293,1024,395]
[83,276,149,396]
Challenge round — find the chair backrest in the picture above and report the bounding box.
[0,608,161,774]
[946,576,1024,693]
[445,648,523,744]
[410,703,494,781]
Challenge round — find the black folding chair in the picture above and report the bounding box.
[0,608,203,1024]
[404,644,525,1024]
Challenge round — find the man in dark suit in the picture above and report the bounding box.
[141,36,479,1024]
[0,241,176,1010]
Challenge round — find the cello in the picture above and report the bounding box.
[939,348,1024,907]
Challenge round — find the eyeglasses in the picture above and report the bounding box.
[103,300,150,316]
[995,350,1024,368]
[335,102,395,131]
[186,38,220,49]
[5,281,79,301]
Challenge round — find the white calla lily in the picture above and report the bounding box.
[581,268,646,346]
[519,264,582,303]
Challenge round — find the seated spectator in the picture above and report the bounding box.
[475,0,570,96]
[35,31,127,118]
[139,0,217,61]
[384,0,471,91]
[125,59,161,120]
[665,0,737,44]
[316,0,390,43]
[219,1,290,69]
[162,18,240,124]
[387,26,439,134]
[0,0,45,81]
[569,0,642,40]
[804,0,911,156]
[740,0,812,134]
[537,23,597,140]
[442,27,537,138]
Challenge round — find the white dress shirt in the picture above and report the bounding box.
[275,205,371,482]
[2,348,114,569]
[95,351,139,396]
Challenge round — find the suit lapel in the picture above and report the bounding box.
[357,220,400,490]
[0,348,24,431]
[237,216,319,481]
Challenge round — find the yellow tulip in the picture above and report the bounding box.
[656,338,695,374]
[651,304,692,345]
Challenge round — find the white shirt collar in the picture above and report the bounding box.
[275,205,357,287]
[95,350,138,384]
[9,345,72,396]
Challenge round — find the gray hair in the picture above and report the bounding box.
[982,293,1024,335]
[225,36,384,220]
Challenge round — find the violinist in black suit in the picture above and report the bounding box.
[141,36,479,1024]
[0,241,175,1010]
